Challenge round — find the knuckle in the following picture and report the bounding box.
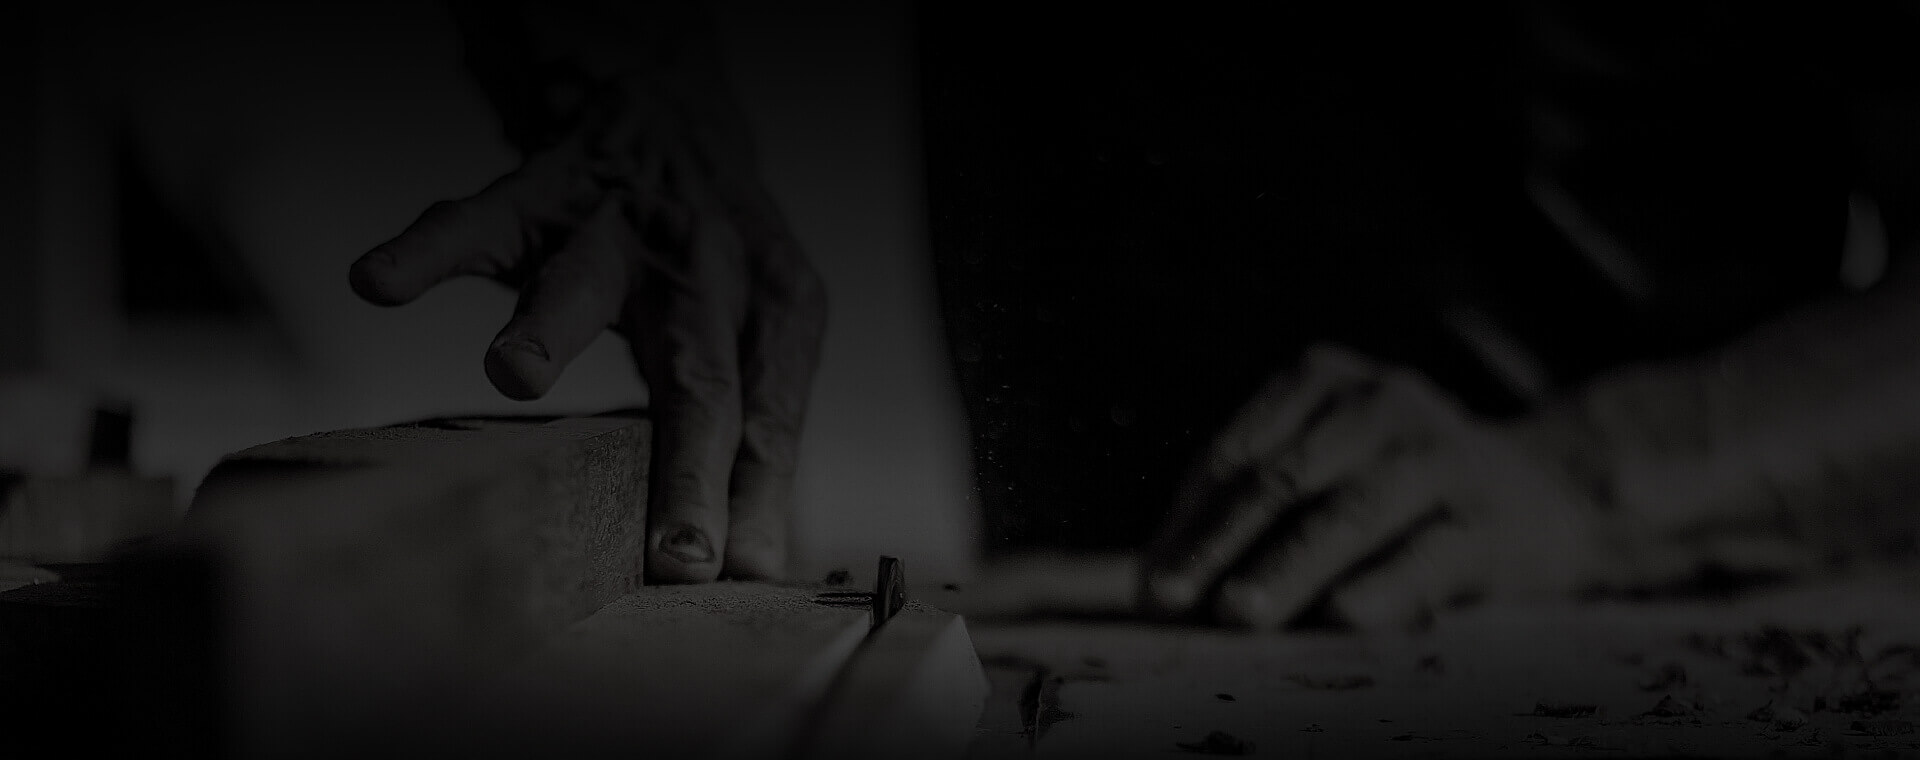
[733,435,794,477]
[678,359,739,397]
[661,362,740,411]
[741,413,804,464]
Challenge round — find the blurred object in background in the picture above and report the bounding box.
[0,376,175,581]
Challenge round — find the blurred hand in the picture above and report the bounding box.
[1138,345,1805,633]
[347,82,826,584]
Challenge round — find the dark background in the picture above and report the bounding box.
[922,3,1912,551]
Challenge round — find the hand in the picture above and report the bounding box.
[347,87,826,585]
[1137,345,1798,633]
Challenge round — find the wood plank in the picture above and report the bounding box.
[10,413,990,757]
[468,583,871,758]
[180,411,651,755]
[451,582,988,759]
[800,600,992,759]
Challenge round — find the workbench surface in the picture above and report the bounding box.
[951,563,1920,758]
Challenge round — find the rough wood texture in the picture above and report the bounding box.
[183,411,650,755]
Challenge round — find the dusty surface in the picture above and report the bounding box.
[956,565,1920,758]
[472,582,985,759]
[478,583,872,758]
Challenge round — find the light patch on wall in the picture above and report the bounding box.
[1839,192,1889,292]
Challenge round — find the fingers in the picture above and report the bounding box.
[1192,345,1375,486]
[647,157,820,581]
[721,220,827,581]
[357,120,811,586]
[484,197,634,400]
[1327,524,1482,635]
[1140,483,1285,617]
[349,154,598,306]
[635,200,749,585]
[645,358,743,584]
[1140,374,1401,617]
[586,88,672,189]
[1143,347,1373,593]
[1213,465,1439,631]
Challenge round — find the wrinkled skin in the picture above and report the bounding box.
[348,74,826,585]
[1139,345,1807,633]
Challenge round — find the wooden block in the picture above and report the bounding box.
[180,412,651,755]
[11,413,988,757]
[446,582,988,759]
[801,600,993,759]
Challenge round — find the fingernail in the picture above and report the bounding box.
[657,524,714,565]
[348,250,402,305]
[493,335,549,362]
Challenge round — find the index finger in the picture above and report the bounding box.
[1139,347,1375,611]
[631,195,751,584]
[719,189,827,581]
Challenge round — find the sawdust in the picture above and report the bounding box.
[1849,719,1916,736]
[1641,694,1702,719]
[1531,702,1598,718]
[1745,702,1808,731]
[1685,624,1915,719]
